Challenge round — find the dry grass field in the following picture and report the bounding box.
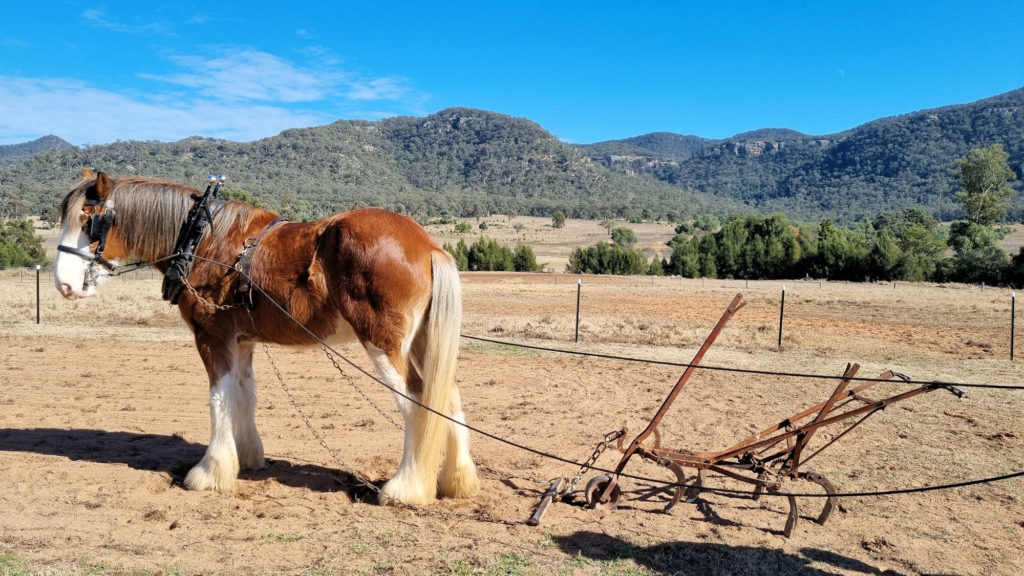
[1,217,1022,576]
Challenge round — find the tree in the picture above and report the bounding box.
[1008,247,1024,288]
[467,236,514,271]
[0,219,48,268]
[443,238,469,271]
[940,221,1010,284]
[867,229,901,281]
[220,188,266,209]
[512,242,540,272]
[551,210,566,229]
[897,224,945,281]
[669,237,701,278]
[955,143,1018,225]
[610,226,637,248]
[567,242,648,275]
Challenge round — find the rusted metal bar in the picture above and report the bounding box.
[595,293,746,505]
[783,363,860,475]
[526,477,564,526]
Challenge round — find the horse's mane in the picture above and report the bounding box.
[60,175,268,262]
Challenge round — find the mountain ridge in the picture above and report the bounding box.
[1,88,1022,223]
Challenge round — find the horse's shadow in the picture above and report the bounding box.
[0,428,376,500]
[555,531,920,576]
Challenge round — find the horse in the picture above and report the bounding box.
[53,169,478,506]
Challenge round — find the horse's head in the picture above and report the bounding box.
[54,169,130,299]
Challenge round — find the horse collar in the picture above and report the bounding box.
[233,216,289,309]
[161,181,227,304]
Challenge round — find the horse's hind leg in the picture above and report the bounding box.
[438,386,479,499]
[366,345,437,506]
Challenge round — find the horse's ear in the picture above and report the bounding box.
[81,168,95,179]
[95,171,112,200]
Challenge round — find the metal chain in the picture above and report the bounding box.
[182,277,238,311]
[565,428,626,495]
[321,346,402,431]
[257,339,380,495]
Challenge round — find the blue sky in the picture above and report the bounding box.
[2,1,1022,146]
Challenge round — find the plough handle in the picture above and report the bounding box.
[600,293,746,503]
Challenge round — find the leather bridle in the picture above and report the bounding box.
[56,197,119,288]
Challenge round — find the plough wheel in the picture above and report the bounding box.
[584,475,622,509]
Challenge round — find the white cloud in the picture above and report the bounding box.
[146,49,336,102]
[346,77,411,101]
[0,76,327,145]
[0,48,431,145]
[81,8,171,35]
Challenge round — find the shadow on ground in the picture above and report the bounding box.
[554,531,925,576]
[0,427,377,500]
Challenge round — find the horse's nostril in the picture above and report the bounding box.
[59,283,77,299]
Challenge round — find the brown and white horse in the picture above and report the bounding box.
[54,169,478,506]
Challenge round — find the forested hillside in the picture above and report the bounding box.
[1,89,1022,224]
[583,88,1024,221]
[0,135,72,168]
[0,109,736,223]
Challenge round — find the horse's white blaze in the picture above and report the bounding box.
[53,211,95,299]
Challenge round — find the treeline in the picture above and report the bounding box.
[443,236,540,272]
[566,209,1024,286]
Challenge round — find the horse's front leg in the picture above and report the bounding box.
[184,337,263,491]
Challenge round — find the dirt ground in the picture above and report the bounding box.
[2,266,1022,576]
[2,214,1024,575]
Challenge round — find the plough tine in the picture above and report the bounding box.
[663,461,686,513]
[766,486,800,537]
[800,471,838,525]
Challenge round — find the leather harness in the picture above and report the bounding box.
[232,216,289,308]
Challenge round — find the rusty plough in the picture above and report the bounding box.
[528,293,965,536]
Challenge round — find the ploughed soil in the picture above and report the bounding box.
[1,271,1023,575]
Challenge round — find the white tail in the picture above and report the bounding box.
[403,251,477,500]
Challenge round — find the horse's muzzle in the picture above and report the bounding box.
[58,282,95,300]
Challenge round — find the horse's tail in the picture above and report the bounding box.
[409,250,463,494]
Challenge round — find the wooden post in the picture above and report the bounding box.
[1012,291,1016,361]
[35,265,41,324]
[575,279,582,343]
[778,285,786,349]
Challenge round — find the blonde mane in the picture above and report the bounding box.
[59,175,267,263]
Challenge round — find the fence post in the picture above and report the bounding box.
[575,279,582,343]
[778,284,786,349]
[1012,291,1016,362]
[35,265,41,324]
